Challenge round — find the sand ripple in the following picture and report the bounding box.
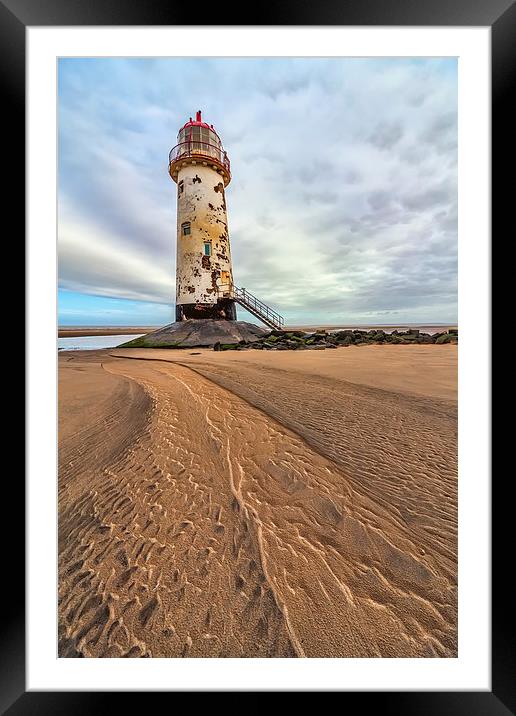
[58,350,457,657]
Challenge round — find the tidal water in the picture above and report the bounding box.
[58,334,144,351]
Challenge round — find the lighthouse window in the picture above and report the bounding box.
[181,222,191,236]
[178,180,184,195]
[203,242,212,257]
[191,127,202,151]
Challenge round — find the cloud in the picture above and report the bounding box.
[58,204,173,303]
[368,122,404,150]
[58,57,457,323]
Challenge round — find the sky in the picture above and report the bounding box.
[58,57,457,326]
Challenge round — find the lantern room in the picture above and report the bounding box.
[169,110,231,186]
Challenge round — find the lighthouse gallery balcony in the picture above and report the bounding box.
[169,140,231,184]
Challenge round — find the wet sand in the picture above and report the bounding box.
[58,327,157,338]
[58,345,457,658]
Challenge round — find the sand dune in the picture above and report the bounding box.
[58,346,457,657]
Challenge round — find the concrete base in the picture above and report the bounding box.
[119,320,268,349]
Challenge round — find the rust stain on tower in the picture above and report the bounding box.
[169,111,284,330]
[169,110,236,321]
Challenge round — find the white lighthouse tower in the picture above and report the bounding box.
[122,111,283,348]
[169,111,237,321]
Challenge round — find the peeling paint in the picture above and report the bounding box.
[174,163,235,317]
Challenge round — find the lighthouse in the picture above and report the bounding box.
[169,111,237,321]
[122,111,283,347]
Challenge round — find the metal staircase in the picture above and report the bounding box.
[228,284,284,330]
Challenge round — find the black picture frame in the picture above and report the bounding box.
[8,0,508,711]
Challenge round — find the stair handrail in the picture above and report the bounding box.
[232,286,282,321]
[236,290,282,325]
[226,283,284,328]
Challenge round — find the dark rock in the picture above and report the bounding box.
[120,319,267,349]
[334,330,353,341]
[190,323,458,353]
[220,343,239,351]
[436,334,453,344]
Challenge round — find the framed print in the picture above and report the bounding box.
[8,0,511,710]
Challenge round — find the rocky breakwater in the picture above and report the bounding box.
[213,328,458,351]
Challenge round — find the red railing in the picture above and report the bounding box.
[169,141,231,174]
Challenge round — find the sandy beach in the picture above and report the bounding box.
[58,345,457,658]
[58,327,157,338]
